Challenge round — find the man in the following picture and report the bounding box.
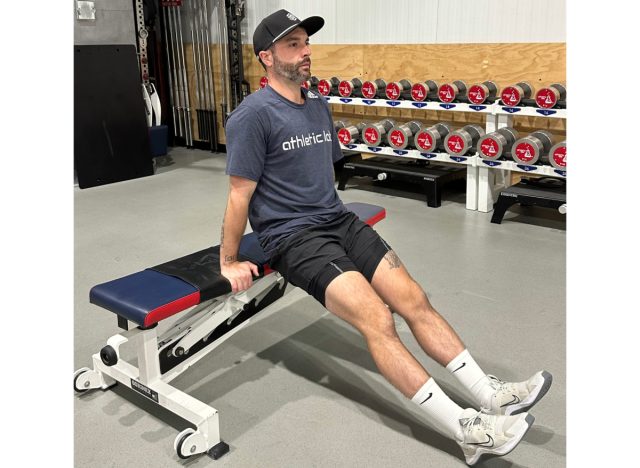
[220,9,552,466]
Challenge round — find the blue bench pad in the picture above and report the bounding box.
[89,203,386,327]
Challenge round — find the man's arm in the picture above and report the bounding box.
[220,175,260,292]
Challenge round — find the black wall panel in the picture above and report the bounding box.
[75,45,153,189]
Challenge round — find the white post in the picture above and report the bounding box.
[137,327,162,385]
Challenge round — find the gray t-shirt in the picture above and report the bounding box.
[225,85,346,256]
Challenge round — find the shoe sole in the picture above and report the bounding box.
[505,371,553,416]
[466,413,535,466]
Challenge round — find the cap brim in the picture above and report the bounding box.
[298,16,324,37]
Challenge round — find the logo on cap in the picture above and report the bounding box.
[287,13,298,21]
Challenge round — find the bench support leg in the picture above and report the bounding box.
[75,329,228,460]
[75,273,289,460]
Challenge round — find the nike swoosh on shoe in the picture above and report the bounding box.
[500,395,521,408]
[468,434,494,447]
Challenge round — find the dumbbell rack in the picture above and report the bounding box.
[325,95,566,212]
[479,105,566,212]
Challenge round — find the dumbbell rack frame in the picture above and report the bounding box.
[325,95,566,212]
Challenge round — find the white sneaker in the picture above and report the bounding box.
[483,371,553,416]
[457,408,534,466]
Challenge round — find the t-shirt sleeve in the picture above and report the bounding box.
[320,98,343,163]
[224,105,267,181]
[330,123,343,163]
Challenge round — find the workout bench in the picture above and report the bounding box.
[74,202,386,460]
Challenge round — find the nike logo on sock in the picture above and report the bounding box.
[420,393,433,405]
[452,362,466,373]
[469,434,494,447]
[500,395,521,407]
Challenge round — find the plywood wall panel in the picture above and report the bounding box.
[238,42,565,143]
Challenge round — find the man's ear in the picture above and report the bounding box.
[258,50,273,68]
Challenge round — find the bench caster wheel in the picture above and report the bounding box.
[175,428,196,459]
[73,367,91,393]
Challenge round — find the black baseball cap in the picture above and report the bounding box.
[252,9,324,57]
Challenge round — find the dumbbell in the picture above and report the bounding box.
[413,123,452,153]
[548,141,567,169]
[387,121,423,150]
[337,122,366,145]
[338,78,363,98]
[535,83,567,109]
[259,76,268,89]
[361,79,388,99]
[476,127,519,161]
[305,76,320,91]
[438,80,467,103]
[500,82,534,107]
[467,81,499,104]
[512,130,554,165]
[334,121,348,131]
[385,79,413,100]
[411,80,439,102]
[317,77,340,96]
[444,124,485,156]
[361,119,396,146]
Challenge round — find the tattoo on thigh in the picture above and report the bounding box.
[384,250,402,269]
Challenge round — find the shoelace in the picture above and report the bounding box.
[462,410,493,434]
[487,375,517,393]
[480,375,520,413]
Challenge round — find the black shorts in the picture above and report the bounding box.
[269,211,393,306]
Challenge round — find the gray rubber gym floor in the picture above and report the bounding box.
[74,148,565,468]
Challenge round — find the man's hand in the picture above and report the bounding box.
[221,260,260,293]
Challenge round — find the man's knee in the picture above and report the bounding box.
[394,281,436,321]
[325,272,398,338]
[354,302,401,343]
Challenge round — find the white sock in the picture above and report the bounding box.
[446,349,494,408]
[411,377,465,442]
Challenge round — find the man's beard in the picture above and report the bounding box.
[272,53,311,84]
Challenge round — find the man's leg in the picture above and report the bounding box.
[370,251,465,367]
[323,269,469,441]
[369,249,552,416]
[324,269,428,398]
[323,268,535,465]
